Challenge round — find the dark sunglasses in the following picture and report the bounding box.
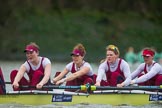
[25,51,34,54]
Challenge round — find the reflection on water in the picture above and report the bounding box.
[0,61,161,108]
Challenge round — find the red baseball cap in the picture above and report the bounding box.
[142,49,155,57]
[71,49,84,56]
[24,45,39,52]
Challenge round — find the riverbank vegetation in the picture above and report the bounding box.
[0,0,162,62]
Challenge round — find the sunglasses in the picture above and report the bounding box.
[25,51,34,55]
[143,56,151,58]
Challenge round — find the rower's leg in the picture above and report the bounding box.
[110,72,124,86]
[65,79,78,92]
[93,74,97,84]
[54,72,61,77]
[138,73,147,86]
[10,70,29,91]
[155,75,162,86]
[99,80,109,86]
[30,70,44,87]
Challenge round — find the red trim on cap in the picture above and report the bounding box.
[71,49,84,56]
[142,49,155,57]
[24,45,38,52]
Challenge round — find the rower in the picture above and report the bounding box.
[10,42,52,91]
[52,43,96,92]
[0,67,6,94]
[95,45,131,87]
[131,48,162,87]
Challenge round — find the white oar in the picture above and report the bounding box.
[6,90,89,96]
[93,90,162,95]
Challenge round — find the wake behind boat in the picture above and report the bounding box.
[0,85,162,106]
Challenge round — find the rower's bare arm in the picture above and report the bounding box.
[66,66,90,81]
[37,63,51,88]
[117,83,125,87]
[56,66,90,85]
[13,64,26,88]
[53,68,68,84]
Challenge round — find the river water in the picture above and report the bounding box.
[0,61,161,108]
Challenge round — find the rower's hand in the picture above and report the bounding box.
[12,82,19,89]
[52,78,57,84]
[130,80,135,85]
[94,82,100,86]
[55,78,65,85]
[117,83,124,87]
[36,83,43,89]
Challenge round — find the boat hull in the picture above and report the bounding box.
[0,93,161,106]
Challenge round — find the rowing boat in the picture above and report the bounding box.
[0,85,162,106]
[0,90,162,106]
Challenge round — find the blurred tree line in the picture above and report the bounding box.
[0,0,162,62]
[0,0,162,23]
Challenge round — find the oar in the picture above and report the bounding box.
[20,85,162,91]
[7,90,89,96]
[90,85,162,91]
[6,82,162,91]
[20,85,87,91]
[5,82,87,91]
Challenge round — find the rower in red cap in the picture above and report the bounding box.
[10,42,52,90]
[52,43,96,91]
[131,48,162,86]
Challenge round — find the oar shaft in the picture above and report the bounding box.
[21,85,87,90]
[8,83,162,91]
[93,86,162,91]
[43,85,82,89]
